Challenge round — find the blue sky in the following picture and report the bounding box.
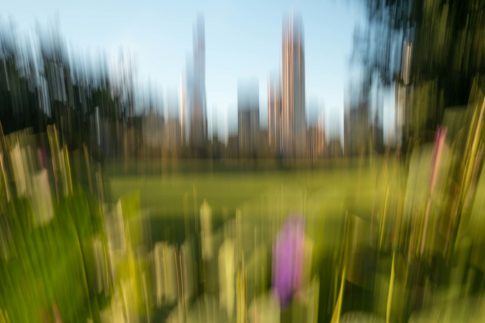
[2,0,364,137]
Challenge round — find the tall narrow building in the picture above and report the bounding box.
[282,15,306,157]
[268,75,282,153]
[238,80,260,157]
[189,15,208,149]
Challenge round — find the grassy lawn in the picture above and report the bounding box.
[107,158,403,218]
[106,158,406,254]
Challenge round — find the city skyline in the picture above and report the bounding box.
[2,0,361,139]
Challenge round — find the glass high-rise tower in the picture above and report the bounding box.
[282,15,306,157]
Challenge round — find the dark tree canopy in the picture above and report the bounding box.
[355,0,484,140]
[0,26,135,155]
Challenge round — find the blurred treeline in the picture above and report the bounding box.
[354,0,484,145]
[0,25,134,160]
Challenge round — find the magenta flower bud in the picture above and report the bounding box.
[272,215,305,307]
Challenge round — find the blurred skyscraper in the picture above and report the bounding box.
[181,15,208,150]
[268,75,282,154]
[307,112,326,158]
[238,80,260,157]
[282,15,306,157]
